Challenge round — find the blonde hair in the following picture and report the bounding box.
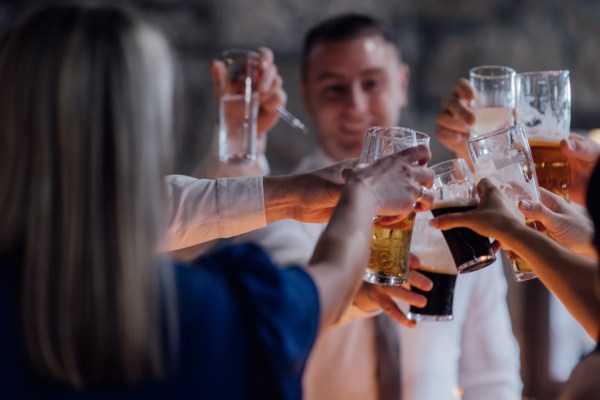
[0,4,177,386]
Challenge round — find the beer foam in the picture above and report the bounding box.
[411,212,459,275]
[517,97,569,142]
[527,138,563,146]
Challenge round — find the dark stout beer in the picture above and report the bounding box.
[408,269,457,321]
[431,200,496,273]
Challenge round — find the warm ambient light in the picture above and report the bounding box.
[588,129,600,145]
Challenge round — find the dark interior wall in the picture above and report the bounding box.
[2,0,598,175]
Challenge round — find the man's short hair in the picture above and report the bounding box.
[301,13,400,79]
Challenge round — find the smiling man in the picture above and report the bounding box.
[299,24,408,162]
[229,14,522,400]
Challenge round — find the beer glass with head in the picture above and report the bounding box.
[469,65,516,137]
[468,124,541,282]
[407,212,458,322]
[360,126,430,286]
[516,70,571,200]
[429,158,496,274]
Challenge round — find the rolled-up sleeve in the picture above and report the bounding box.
[164,174,267,250]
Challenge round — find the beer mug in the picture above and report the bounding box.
[429,158,496,273]
[467,124,541,282]
[516,70,571,200]
[408,212,458,321]
[360,126,430,286]
[469,65,516,137]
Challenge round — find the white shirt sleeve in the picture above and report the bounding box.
[458,259,523,400]
[164,174,267,251]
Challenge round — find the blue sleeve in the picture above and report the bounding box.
[175,243,320,399]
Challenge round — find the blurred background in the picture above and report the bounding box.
[1,0,599,398]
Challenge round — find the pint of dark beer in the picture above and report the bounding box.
[408,212,458,321]
[431,200,496,273]
[428,158,496,274]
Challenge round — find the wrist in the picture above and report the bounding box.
[263,176,295,223]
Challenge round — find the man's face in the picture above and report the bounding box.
[301,35,409,161]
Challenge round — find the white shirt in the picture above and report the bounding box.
[234,149,523,400]
[164,174,266,251]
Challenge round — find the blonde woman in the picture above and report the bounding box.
[0,3,433,398]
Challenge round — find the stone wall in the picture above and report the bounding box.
[3,0,598,175]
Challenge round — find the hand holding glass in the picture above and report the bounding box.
[360,126,430,286]
[429,158,496,273]
[468,124,541,282]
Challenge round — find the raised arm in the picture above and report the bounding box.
[430,178,600,339]
[306,145,434,330]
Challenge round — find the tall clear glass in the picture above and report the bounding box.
[218,49,260,163]
[467,124,541,282]
[469,65,516,137]
[360,126,430,286]
[516,70,571,201]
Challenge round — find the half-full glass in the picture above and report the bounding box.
[360,127,430,286]
[429,158,496,273]
[218,49,260,163]
[468,124,542,282]
[469,65,516,137]
[516,70,571,200]
[407,212,458,321]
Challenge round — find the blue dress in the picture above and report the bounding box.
[0,243,320,399]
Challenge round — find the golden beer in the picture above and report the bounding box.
[365,212,416,285]
[529,140,570,201]
[505,218,547,281]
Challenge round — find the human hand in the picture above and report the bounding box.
[345,144,434,222]
[519,188,597,259]
[436,78,475,163]
[560,132,600,205]
[211,47,287,139]
[429,178,525,251]
[352,254,434,328]
[279,159,358,223]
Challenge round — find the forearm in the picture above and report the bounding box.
[164,175,266,250]
[503,225,600,338]
[262,176,296,223]
[306,184,379,330]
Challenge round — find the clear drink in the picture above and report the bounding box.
[365,212,416,286]
[218,93,259,163]
[471,107,515,137]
